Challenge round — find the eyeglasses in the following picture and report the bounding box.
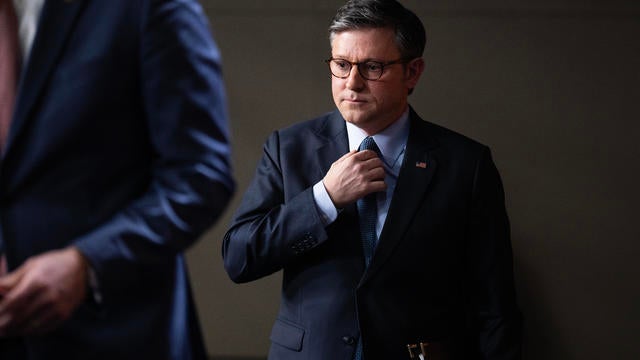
[325,58,406,81]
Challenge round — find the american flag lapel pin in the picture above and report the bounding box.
[415,161,427,169]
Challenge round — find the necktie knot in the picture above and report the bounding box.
[358,136,381,156]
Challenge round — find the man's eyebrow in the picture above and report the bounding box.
[329,56,385,63]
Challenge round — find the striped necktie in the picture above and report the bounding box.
[0,0,20,151]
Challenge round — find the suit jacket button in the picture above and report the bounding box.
[342,336,355,345]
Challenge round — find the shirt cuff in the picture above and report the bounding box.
[86,265,103,305]
[312,180,338,225]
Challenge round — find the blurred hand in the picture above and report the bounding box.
[323,149,386,208]
[0,247,89,336]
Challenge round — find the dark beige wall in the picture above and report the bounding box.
[185,1,640,358]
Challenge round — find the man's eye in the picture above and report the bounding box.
[334,60,349,69]
[365,62,383,72]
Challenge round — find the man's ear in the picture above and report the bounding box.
[405,57,425,89]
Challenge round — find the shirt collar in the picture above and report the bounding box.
[346,108,410,166]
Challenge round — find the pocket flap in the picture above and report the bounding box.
[269,319,305,351]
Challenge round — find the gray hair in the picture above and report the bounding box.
[329,0,426,60]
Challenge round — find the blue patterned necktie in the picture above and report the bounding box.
[354,136,381,360]
[356,136,381,267]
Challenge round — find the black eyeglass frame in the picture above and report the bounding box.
[324,57,408,81]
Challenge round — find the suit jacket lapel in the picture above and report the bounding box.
[5,0,86,155]
[314,111,363,263]
[315,111,349,180]
[361,108,439,284]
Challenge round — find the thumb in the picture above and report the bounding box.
[0,263,26,295]
[338,149,358,160]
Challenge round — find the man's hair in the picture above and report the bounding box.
[329,0,427,60]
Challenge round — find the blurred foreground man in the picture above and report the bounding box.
[223,1,521,359]
[0,0,233,358]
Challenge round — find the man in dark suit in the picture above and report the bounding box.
[0,0,233,358]
[223,1,521,359]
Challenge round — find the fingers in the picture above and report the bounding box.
[351,149,384,166]
[0,299,62,336]
[0,249,89,337]
[340,149,384,173]
[0,265,24,296]
[364,162,386,181]
[351,153,385,185]
[338,149,381,165]
[323,149,387,208]
[352,148,376,159]
[17,301,63,336]
[0,266,32,336]
[337,149,358,160]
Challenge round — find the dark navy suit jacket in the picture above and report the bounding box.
[0,0,233,358]
[223,109,521,360]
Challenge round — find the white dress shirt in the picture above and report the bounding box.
[13,0,45,61]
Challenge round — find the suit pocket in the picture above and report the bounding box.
[270,318,305,351]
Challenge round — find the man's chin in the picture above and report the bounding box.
[339,109,372,125]
[343,116,383,135]
[343,116,371,127]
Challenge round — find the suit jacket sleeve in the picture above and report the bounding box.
[468,147,522,359]
[222,130,329,283]
[73,0,234,302]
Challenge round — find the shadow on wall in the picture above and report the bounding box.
[515,244,571,360]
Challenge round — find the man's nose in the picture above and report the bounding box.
[345,64,366,90]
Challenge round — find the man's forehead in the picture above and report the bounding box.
[330,28,400,58]
[330,26,395,40]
